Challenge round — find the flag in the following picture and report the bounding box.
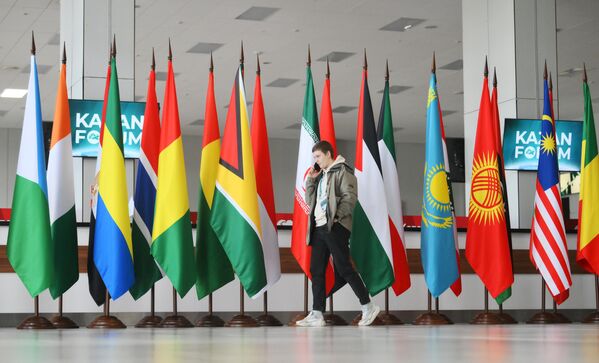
[250,60,281,290]
[491,69,514,303]
[529,72,572,304]
[93,55,135,300]
[377,66,411,296]
[151,52,197,297]
[319,63,337,155]
[47,49,79,299]
[210,66,267,298]
[7,50,54,297]
[87,57,110,306]
[350,58,394,296]
[576,69,599,274]
[290,58,335,294]
[465,67,513,304]
[195,59,234,299]
[129,58,163,300]
[421,70,460,297]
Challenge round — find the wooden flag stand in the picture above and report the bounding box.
[413,292,453,325]
[583,275,599,323]
[256,291,283,326]
[470,288,504,324]
[377,288,403,325]
[50,295,78,329]
[160,287,193,328]
[226,283,258,327]
[551,300,571,323]
[497,303,518,324]
[196,293,226,327]
[527,278,558,324]
[288,275,309,326]
[17,296,55,329]
[325,295,348,326]
[135,285,163,328]
[88,291,126,328]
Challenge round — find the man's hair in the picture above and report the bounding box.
[312,140,334,157]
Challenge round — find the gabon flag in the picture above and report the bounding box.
[129,51,162,300]
[350,51,395,296]
[7,34,53,297]
[210,63,268,298]
[250,56,281,290]
[48,45,79,299]
[93,47,135,300]
[151,44,197,297]
[290,49,335,293]
[377,62,411,296]
[195,55,234,299]
[577,65,599,274]
[465,62,513,304]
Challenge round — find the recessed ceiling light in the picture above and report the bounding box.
[0,88,27,98]
[236,6,279,21]
[403,25,412,30]
[380,17,425,32]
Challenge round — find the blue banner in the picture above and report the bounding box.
[503,118,582,172]
[69,99,145,158]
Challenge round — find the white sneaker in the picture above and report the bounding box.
[296,310,325,327]
[358,302,380,326]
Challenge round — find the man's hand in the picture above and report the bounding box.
[308,167,322,179]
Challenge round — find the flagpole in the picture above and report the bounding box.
[135,284,163,328]
[471,287,503,324]
[377,288,402,325]
[256,291,283,326]
[50,294,79,329]
[226,282,258,327]
[413,291,452,325]
[88,290,126,328]
[160,286,193,328]
[527,278,557,324]
[583,275,599,323]
[197,293,226,327]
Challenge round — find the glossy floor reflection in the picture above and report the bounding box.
[1,325,598,363]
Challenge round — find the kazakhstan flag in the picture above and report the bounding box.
[420,72,459,297]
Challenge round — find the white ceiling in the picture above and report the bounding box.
[0,0,597,142]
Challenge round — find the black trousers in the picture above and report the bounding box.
[310,224,370,312]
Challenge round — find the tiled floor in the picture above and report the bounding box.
[0,325,598,362]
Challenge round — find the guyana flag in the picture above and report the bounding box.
[350,59,395,296]
[465,68,513,304]
[195,61,234,299]
[151,54,197,297]
[210,66,267,298]
[576,69,599,274]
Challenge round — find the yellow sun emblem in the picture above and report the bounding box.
[425,164,451,212]
[469,152,505,225]
[540,133,556,154]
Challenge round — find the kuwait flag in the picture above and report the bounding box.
[290,59,335,293]
[47,48,79,299]
[349,56,394,296]
[377,65,411,296]
[129,55,163,300]
[210,66,267,298]
[196,58,234,299]
[151,51,197,297]
[93,55,135,300]
[577,67,599,274]
[250,59,281,290]
[465,66,513,304]
[7,49,54,297]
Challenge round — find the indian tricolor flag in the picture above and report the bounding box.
[350,56,394,296]
[47,49,79,299]
[577,68,599,274]
[210,66,267,298]
[151,53,197,297]
[7,51,54,297]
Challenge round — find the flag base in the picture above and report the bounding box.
[160,315,194,328]
[226,314,258,327]
[470,312,504,325]
[256,313,283,327]
[582,311,599,324]
[87,315,127,329]
[17,316,56,330]
[135,315,163,328]
[350,313,385,326]
[196,314,226,327]
[50,315,79,329]
[412,312,453,325]
[378,312,403,325]
[324,313,348,326]
[497,312,518,324]
[551,312,572,324]
[288,312,308,326]
[526,311,558,324]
